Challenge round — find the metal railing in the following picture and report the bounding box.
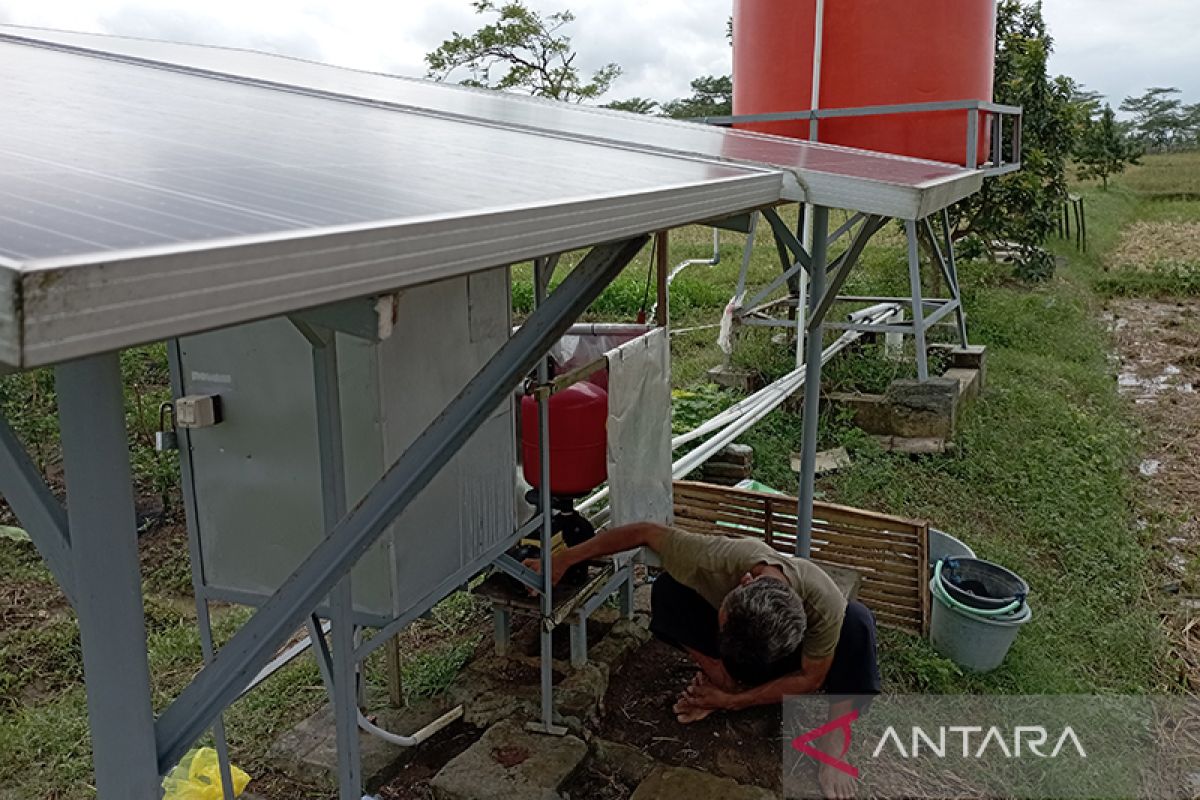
[698,99,1023,176]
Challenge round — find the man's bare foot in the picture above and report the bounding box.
[819,763,857,799]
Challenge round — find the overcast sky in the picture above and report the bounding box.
[1,0,1195,109]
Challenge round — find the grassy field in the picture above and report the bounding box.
[0,153,1197,797]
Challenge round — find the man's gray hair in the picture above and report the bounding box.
[719,579,807,687]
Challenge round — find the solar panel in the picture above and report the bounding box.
[2,28,982,215]
[0,34,781,367]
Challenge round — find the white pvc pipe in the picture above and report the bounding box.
[357,705,464,748]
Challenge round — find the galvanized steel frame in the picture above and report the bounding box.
[0,236,648,798]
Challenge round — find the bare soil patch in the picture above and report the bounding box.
[374,721,483,800]
[1107,298,1200,688]
[595,638,794,793]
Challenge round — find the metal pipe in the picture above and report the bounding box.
[650,229,720,323]
[154,237,647,772]
[581,303,898,520]
[795,207,829,557]
[534,256,557,733]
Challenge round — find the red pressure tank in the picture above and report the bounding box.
[732,0,996,165]
[521,382,608,497]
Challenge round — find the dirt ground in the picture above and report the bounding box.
[1107,298,1200,688]
[595,638,805,795]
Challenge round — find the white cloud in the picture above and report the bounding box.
[0,0,1193,106]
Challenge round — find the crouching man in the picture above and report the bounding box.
[528,521,880,800]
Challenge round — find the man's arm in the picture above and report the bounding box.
[526,521,671,586]
[684,653,834,712]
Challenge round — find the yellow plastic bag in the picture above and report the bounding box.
[161,747,251,800]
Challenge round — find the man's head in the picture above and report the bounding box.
[718,567,807,686]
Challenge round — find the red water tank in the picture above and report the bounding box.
[732,0,996,165]
[521,382,608,496]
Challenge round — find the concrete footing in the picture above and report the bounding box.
[430,720,587,800]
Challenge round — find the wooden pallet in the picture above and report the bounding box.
[672,480,930,636]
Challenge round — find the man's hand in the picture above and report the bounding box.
[672,672,739,723]
[522,551,572,590]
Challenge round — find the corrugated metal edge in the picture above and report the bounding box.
[17,174,781,368]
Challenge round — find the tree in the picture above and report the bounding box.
[661,75,733,119]
[948,0,1080,280]
[1075,105,1140,190]
[602,97,659,115]
[426,1,620,103]
[1121,87,1187,151]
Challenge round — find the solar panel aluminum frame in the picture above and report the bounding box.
[0,174,780,370]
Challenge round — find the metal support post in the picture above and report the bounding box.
[155,237,647,769]
[619,571,634,620]
[654,231,670,328]
[795,207,830,558]
[532,256,566,736]
[905,220,930,381]
[936,212,969,347]
[306,325,362,800]
[493,608,512,657]
[569,619,588,668]
[56,354,162,799]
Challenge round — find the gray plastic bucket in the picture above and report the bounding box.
[929,578,1031,672]
[929,528,975,568]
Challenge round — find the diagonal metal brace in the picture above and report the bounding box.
[806,215,888,332]
[492,553,544,594]
[0,414,75,606]
[762,208,812,273]
[153,235,650,774]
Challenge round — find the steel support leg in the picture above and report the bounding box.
[619,572,634,620]
[905,220,930,381]
[57,354,162,799]
[795,207,830,558]
[533,256,566,736]
[493,608,512,657]
[570,618,588,668]
[155,237,647,768]
[939,210,969,347]
[308,328,362,800]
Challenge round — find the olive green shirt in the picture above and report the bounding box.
[658,528,846,658]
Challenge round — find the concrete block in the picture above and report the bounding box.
[707,365,760,392]
[266,698,455,791]
[593,739,657,785]
[950,345,987,390]
[446,656,542,729]
[791,446,851,476]
[701,462,754,480]
[872,435,950,455]
[825,391,891,435]
[630,766,779,800]
[884,378,958,439]
[430,719,587,800]
[717,443,754,466]
[943,367,981,405]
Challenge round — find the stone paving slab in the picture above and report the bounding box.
[430,720,587,800]
[629,766,780,800]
